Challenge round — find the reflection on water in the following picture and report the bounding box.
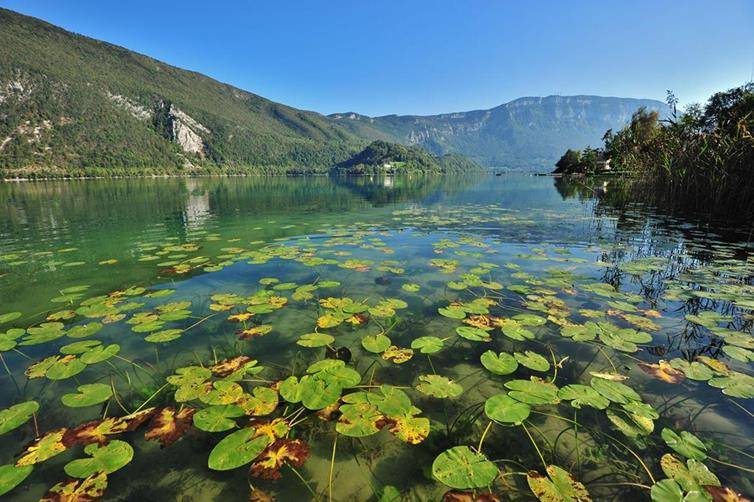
[0,174,752,501]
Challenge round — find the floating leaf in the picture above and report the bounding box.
[661,428,707,461]
[297,332,334,348]
[0,312,22,325]
[639,361,685,384]
[485,394,530,424]
[250,438,310,480]
[527,465,591,501]
[40,472,108,501]
[208,427,271,471]
[505,378,560,405]
[557,385,609,410]
[432,446,498,489]
[590,377,641,404]
[362,334,391,353]
[480,351,518,375]
[193,405,245,432]
[238,387,278,416]
[416,375,463,398]
[144,407,196,447]
[382,346,413,364]
[0,464,33,497]
[64,440,133,478]
[0,401,39,435]
[61,384,113,408]
[514,351,551,372]
[411,336,444,354]
[17,429,67,465]
[456,326,491,342]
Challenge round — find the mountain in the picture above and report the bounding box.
[334,140,480,174]
[330,96,669,169]
[0,8,364,175]
[0,7,667,175]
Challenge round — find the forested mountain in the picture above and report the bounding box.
[330,96,669,169]
[0,8,363,175]
[334,140,480,174]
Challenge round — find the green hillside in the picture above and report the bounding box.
[334,140,481,174]
[0,8,362,176]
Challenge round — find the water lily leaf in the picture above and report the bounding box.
[514,351,551,372]
[708,372,754,398]
[45,355,87,381]
[238,387,278,416]
[456,326,491,342]
[669,359,713,381]
[661,428,707,460]
[639,361,685,384]
[238,324,273,340]
[382,345,414,364]
[650,479,683,502]
[432,446,498,489]
[64,440,133,478]
[66,322,103,339]
[62,384,113,408]
[362,334,392,353]
[480,351,518,375]
[607,409,653,438]
[411,336,444,354]
[17,429,67,466]
[336,400,383,437]
[527,465,591,501]
[297,332,334,348]
[208,427,271,471]
[0,401,39,435]
[0,312,22,325]
[505,378,560,405]
[557,385,609,410]
[363,386,414,417]
[0,329,23,352]
[210,356,262,378]
[168,366,212,387]
[0,464,33,497]
[250,438,310,480]
[80,344,120,364]
[144,407,196,447]
[386,413,430,444]
[402,283,421,292]
[193,405,245,432]
[144,329,183,343]
[621,401,659,419]
[62,417,130,447]
[590,377,641,404]
[40,472,108,502]
[439,306,467,320]
[21,323,66,346]
[416,375,463,398]
[201,381,244,405]
[723,345,754,363]
[660,454,720,493]
[513,313,547,327]
[485,394,530,424]
[500,323,535,341]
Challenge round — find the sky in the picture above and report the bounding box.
[2,0,753,116]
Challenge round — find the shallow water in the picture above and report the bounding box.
[0,174,752,501]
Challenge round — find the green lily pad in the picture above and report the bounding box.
[0,464,33,497]
[193,405,245,432]
[46,356,87,380]
[501,323,535,341]
[145,329,183,343]
[297,332,335,348]
[362,334,391,353]
[80,344,120,364]
[557,384,609,410]
[64,440,134,478]
[480,351,518,375]
[650,479,683,502]
[0,401,39,435]
[66,322,103,339]
[514,351,551,372]
[0,312,22,325]
[669,359,714,381]
[208,427,271,470]
[485,394,530,424]
[61,383,113,408]
[456,326,491,342]
[416,375,463,398]
[723,345,754,363]
[505,378,560,405]
[432,446,498,489]
[410,336,444,354]
[512,313,547,327]
[590,376,641,404]
[661,428,707,461]
[438,306,467,319]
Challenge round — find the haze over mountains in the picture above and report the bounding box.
[0,8,667,174]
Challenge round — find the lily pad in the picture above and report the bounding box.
[64,440,134,478]
[362,334,391,353]
[456,326,491,342]
[416,375,463,398]
[557,385,609,410]
[480,351,518,375]
[514,351,551,372]
[505,378,560,405]
[297,332,334,348]
[661,428,707,461]
[432,446,498,489]
[0,464,33,497]
[208,427,271,471]
[527,465,591,501]
[485,394,531,424]
[0,401,39,435]
[193,405,245,432]
[61,384,113,408]
[410,336,444,354]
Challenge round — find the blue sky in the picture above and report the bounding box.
[2,0,753,116]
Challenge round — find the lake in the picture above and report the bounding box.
[0,174,752,501]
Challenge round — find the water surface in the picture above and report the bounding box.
[0,174,752,501]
